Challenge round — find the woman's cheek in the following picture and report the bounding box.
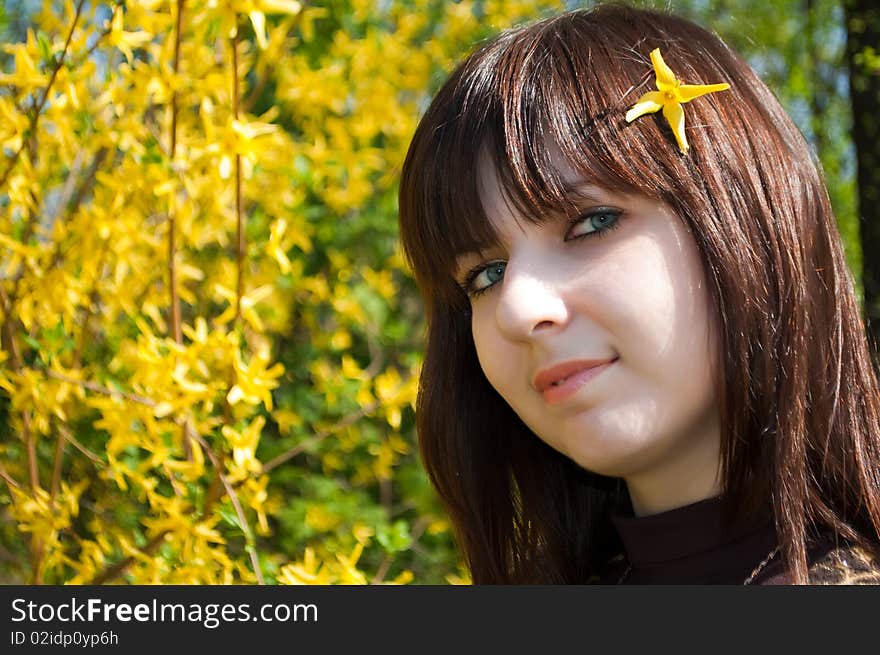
[472,310,509,388]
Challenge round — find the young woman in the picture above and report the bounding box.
[397,3,880,584]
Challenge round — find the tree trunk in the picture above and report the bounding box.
[844,0,880,355]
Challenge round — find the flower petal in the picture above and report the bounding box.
[625,91,664,122]
[248,11,268,50]
[650,48,678,91]
[662,102,688,154]
[259,0,302,14]
[678,82,730,103]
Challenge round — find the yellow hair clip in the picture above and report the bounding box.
[625,48,730,155]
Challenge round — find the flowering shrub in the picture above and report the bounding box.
[0,0,558,584]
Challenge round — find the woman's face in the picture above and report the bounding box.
[455,154,722,514]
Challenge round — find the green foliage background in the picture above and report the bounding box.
[0,0,867,584]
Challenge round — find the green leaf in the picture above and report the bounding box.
[21,334,41,351]
[37,30,52,65]
[217,504,242,531]
[376,520,411,553]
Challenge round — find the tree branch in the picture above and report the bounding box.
[260,399,381,474]
[49,423,66,504]
[58,422,104,467]
[0,464,22,492]
[0,0,87,191]
[45,369,156,407]
[88,530,170,585]
[187,426,265,584]
[168,0,184,346]
[55,147,108,230]
[232,26,245,329]
[0,283,23,370]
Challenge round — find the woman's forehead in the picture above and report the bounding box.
[452,157,622,280]
[477,150,616,230]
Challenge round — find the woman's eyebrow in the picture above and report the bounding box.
[454,227,505,260]
[451,257,477,284]
[559,181,609,203]
[452,240,504,278]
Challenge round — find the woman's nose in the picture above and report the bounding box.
[494,263,568,340]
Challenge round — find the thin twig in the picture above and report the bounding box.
[0,542,20,564]
[162,462,186,499]
[0,284,41,580]
[409,515,430,543]
[0,0,87,191]
[168,0,184,346]
[220,23,243,468]
[31,149,111,334]
[370,555,391,585]
[220,22,244,479]
[30,539,45,585]
[25,412,38,491]
[0,1,89,454]
[242,72,269,114]
[0,237,35,506]
[0,284,22,369]
[45,369,156,407]
[24,407,41,583]
[8,193,40,304]
[187,427,265,584]
[363,331,384,378]
[42,419,67,587]
[49,149,84,224]
[380,476,392,512]
[58,423,104,466]
[170,0,184,168]
[203,469,225,516]
[260,399,381,474]
[81,25,113,61]
[72,289,100,367]
[407,516,432,557]
[168,0,189,460]
[24,413,42,585]
[49,425,66,504]
[88,530,170,585]
[52,147,108,232]
[231,23,244,328]
[0,464,22,491]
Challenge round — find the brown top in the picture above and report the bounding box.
[595,495,880,584]
[598,495,782,584]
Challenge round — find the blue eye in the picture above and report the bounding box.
[466,261,506,297]
[565,208,621,240]
[459,207,622,299]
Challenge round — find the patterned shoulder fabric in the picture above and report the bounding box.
[807,546,880,585]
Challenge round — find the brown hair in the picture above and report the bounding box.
[398,3,880,583]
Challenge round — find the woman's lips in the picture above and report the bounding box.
[540,358,617,404]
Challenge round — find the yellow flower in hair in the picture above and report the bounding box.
[625,48,730,154]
